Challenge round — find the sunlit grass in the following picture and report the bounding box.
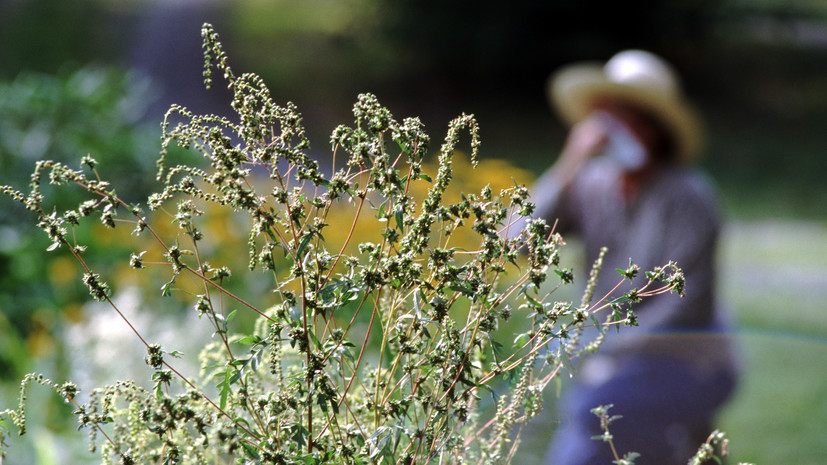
[717,220,827,465]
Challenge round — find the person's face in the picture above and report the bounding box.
[589,100,673,168]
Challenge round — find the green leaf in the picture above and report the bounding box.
[308,330,324,351]
[229,367,243,385]
[160,279,175,297]
[458,373,477,388]
[297,232,313,257]
[236,334,264,345]
[291,424,309,448]
[522,293,543,309]
[218,380,230,410]
[367,426,392,459]
[513,332,531,347]
[489,337,504,360]
[395,208,404,230]
[449,284,474,297]
[250,343,267,372]
[241,441,261,460]
[296,453,321,465]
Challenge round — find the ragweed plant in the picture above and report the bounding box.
[1,24,687,465]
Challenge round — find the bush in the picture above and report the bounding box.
[1,24,697,465]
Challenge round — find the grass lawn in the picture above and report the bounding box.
[716,220,827,465]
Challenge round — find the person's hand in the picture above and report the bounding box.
[560,113,609,164]
[549,113,610,187]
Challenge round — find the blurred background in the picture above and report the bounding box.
[1,0,825,463]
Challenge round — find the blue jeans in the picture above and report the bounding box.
[545,356,737,465]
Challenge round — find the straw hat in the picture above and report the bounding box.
[548,50,704,162]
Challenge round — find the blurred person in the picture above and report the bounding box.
[525,50,739,464]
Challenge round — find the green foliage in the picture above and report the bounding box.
[0,24,686,464]
[0,66,158,201]
[0,65,161,387]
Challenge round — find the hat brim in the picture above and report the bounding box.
[548,64,703,162]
